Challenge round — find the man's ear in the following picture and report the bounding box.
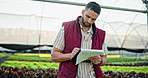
[81,9,85,15]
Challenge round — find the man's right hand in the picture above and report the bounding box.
[51,47,80,62]
[70,47,80,60]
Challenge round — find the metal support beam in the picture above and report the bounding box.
[33,0,147,13]
[142,0,148,54]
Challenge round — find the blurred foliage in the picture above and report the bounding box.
[0,61,59,70]
[101,66,148,73]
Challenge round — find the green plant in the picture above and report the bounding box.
[0,61,59,70]
[101,66,148,73]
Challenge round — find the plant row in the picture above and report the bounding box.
[7,59,53,63]
[6,59,148,67]
[1,53,148,63]
[0,66,147,78]
[101,66,148,73]
[105,62,148,66]
[104,71,148,78]
[0,61,59,70]
[0,66,57,78]
[1,61,148,73]
[107,57,148,63]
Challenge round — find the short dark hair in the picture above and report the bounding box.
[85,2,101,14]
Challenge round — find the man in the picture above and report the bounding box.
[51,1,108,78]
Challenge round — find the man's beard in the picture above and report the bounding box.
[82,17,91,27]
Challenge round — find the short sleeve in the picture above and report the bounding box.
[53,27,65,51]
[102,42,108,55]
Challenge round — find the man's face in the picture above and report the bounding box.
[82,9,99,27]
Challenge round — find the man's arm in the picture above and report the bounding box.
[51,47,80,62]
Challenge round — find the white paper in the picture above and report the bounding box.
[76,49,104,65]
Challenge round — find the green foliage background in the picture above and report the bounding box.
[0,53,148,73]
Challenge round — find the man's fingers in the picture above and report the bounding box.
[70,48,80,59]
[92,58,102,64]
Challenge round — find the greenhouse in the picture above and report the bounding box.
[0,0,148,78]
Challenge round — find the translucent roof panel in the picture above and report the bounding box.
[0,0,147,49]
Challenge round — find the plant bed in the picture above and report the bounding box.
[0,61,59,70]
[0,53,52,61]
[0,66,147,78]
[1,53,148,63]
[106,62,148,66]
[6,59,54,63]
[6,59,148,67]
[7,55,52,61]
[0,66,57,78]
[101,66,148,73]
[107,58,148,63]
[1,61,148,73]
[104,71,148,78]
